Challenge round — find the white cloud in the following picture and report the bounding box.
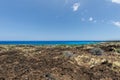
[72,3,80,11]
[88,17,97,23]
[80,17,97,23]
[89,17,93,21]
[113,21,120,27]
[112,0,120,4]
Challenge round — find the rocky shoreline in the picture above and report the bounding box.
[0,42,120,80]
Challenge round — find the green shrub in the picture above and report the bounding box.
[90,48,104,55]
[116,49,120,53]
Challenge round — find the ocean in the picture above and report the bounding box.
[0,41,104,45]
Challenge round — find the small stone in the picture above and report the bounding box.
[62,51,74,58]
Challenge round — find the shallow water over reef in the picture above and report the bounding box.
[0,41,103,45]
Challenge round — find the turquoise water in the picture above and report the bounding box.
[0,41,104,45]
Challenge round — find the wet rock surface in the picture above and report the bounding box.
[0,42,120,80]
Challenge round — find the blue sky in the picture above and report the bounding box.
[0,0,120,40]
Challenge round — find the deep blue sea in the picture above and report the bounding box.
[0,41,104,45]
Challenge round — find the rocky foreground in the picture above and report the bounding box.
[0,42,120,80]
